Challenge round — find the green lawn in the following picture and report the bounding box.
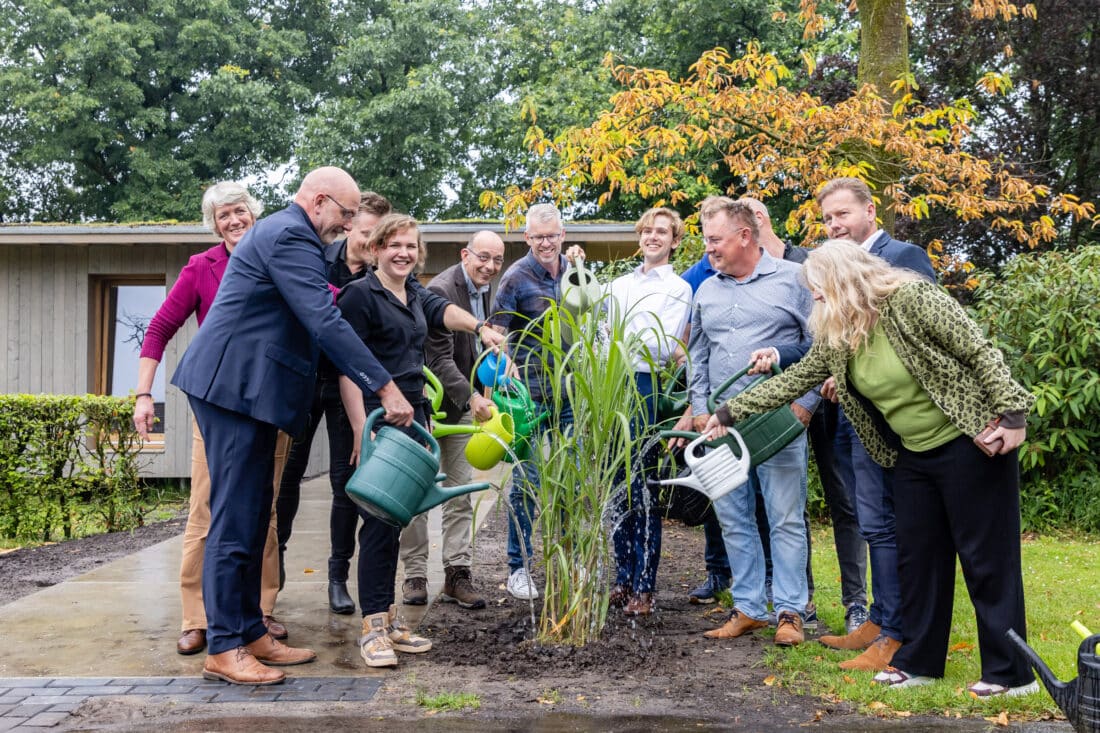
[763,526,1099,721]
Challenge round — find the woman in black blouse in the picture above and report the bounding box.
[335,213,503,668]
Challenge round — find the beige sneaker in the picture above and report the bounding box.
[358,612,397,667]
[387,604,432,653]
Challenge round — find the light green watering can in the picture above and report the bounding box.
[344,408,490,527]
[420,365,515,469]
[561,256,602,318]
[490,379,549,462]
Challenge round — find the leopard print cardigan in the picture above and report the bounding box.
[716,281,1033,467]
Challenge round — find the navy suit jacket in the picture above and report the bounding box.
[172,203,391,436]
[868,232,936,282]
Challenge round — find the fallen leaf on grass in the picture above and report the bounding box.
[842,675,855,685]
[949,641,974,652]
[984,711,1009,727]
[894,711,911,718]
[868,701,888,711]
[763,676,777,686]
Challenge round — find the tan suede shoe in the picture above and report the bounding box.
[244,633,317,666]
[838,635,901,671]
[703,609,769,639]
[202,647,285,685]
[819,619,882,650]
[774,611,805,647]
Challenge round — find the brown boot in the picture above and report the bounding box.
[774,611,805,647]
[203,647,285,685]
[838,635,901,671]
[703,608,769,639]
[177,628,206,655]
[819,619,882,651]
[624,592,656,617]
[244,634,317,666]
[442,566,486,610]
[402,576,428,605]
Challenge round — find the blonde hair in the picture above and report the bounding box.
[804,240,923,350]
[634,206,684,242]
[368,213,426,274]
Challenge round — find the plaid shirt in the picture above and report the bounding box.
[488,251,566,403]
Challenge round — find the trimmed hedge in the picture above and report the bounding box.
[0,394,144,542]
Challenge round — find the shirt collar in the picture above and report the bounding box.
[715,248,777,284]
[461,266,489,297]
[633,262,675,280]
[523,250,566,281]
[860,229,886,251]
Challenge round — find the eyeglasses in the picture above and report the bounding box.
[527,232,562,244]
[703,227,750,247]
[465,249,505,267]
[323,193,356,221]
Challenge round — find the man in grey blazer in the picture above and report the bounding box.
[399,231,505,611]
[171,167,414,685]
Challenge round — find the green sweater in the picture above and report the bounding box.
[716,281,1033,467]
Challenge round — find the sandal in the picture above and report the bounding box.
[873,666,935,688]
[967,680,1040,698]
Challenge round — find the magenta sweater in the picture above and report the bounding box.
[140,243,230,362]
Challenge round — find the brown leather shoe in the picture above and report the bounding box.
[608,584,631,609]
[202,647,285,685]
[245,634,316,666]
[624,592,656,617]
[774,611,804,647]
[838,634,901,671]
[262,615,288,640]
[177,628,206,655]
[703,608,769,639]
[819,619,882,650]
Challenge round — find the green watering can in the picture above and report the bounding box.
[344,408,490,527]
[420,365,515,469]
[660,364,806,468]
[490,379,549,462]
[561,256,602,318]
[655,363,689,422]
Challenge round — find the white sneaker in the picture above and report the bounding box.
[873,666,935,688]
[507,568,539,600]
[968,679,1040,698]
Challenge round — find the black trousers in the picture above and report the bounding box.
[889,434,1031,685]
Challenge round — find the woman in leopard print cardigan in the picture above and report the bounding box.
[705,240,1036,697]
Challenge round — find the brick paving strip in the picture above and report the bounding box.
[0,676,382,729]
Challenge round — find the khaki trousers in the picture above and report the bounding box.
[398,414,475,578]
[179,419,289,631]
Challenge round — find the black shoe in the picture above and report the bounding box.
[328,580,355,615]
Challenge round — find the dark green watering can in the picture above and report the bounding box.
[655,363,688,422]
[490,379,549,462]
[344,408,490,527]
[660,364,805,468]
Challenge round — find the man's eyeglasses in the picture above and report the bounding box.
[323,193,356,221]
[466,249,505,267]
[527,232,562,244]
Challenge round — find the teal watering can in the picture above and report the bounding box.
[344,408,490,527]
[660,364,805,468]
[490,379,549,462]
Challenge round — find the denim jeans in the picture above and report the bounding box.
[713,433,809,619]
[506,401,574,572]
[611,372,663,593]
[834,408,902,639]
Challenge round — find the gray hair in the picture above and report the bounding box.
[525,203,562,232]
[201,181,263,233]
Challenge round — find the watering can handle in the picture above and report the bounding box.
[707,363,782,414]
[422,366,444,415]
[364,407,441,464]
[658,429,726,450]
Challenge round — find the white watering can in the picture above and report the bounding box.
[659,429,751,501]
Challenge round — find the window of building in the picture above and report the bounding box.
[92,277,166,448]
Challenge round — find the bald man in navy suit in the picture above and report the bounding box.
[172,167,415,685]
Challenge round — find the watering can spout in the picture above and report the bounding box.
[1006,629,1081,725]
[415,481,491,516]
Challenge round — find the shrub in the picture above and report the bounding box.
[0,394,145,542]
[970,245,1100,532]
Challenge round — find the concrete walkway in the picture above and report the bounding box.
[0,472,505,727]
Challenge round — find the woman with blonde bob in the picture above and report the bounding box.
[705,240,1037,697]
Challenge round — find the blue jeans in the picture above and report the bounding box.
[611,372,662,593]
[506,401,574,572]
[713,433,809,619]
[834,408,902,639]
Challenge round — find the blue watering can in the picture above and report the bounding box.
[344,408,490,527]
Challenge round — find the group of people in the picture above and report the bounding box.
[132,166,1037,700]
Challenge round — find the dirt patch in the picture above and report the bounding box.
[0,515,186,607]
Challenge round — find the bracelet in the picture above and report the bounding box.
[134,392,153,399]
[474,320,486,333]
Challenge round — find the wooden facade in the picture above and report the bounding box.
[0,222,638,479]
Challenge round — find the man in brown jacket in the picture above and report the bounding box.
[398,230,505,610]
